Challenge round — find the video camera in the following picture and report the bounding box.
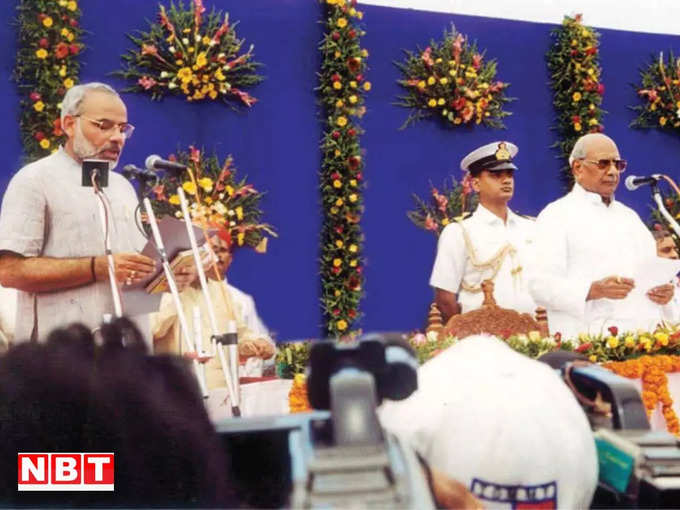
[558,362,680,508]
[215,333,435,508]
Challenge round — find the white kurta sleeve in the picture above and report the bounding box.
[429,223,466,294]
[529,205,591,319]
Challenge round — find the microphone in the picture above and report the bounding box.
[145,154,187,173]
[122,164,158,183]
[624,174,661,191]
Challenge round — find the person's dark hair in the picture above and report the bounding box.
[652,227,673,242]
[0,317,235,508]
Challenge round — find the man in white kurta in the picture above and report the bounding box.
[529,133,674,338]
[430,141,537,320]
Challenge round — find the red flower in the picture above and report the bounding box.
[355,74,363,82]
[34,131,45,141]
[355,172,363,180]
[585,47,598,56]
[347,128,356,137]
[331,32,340,41]
[608,326,618,337]
[499,329,512,339]
[347,57,361,74]
[138,76,157,90]
[597,83,605,95]
[189,146,201,164]
[347,155,361,170]
[38,38,49,49]
[55,42,69,59]
[348,309,356,318]
[331,73,341,82]
[335,226,343,234]
[332,267,341,275]
[331,131,340,140]
[331,172,340,180]
[37,13,45,21]
[29,91,41,102]
[348,29,356,39]
[69,18,78,27]
[572,115,581,123]
[332,308,340,316]
[451,97,466,111]
[355,266,362,274]
[554,332,562,342]
[575,342,592,353]
[471,53,482,70]
[69,44,79,55]
[570,49,578,57]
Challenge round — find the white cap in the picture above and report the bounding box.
[379,335,598,509]
[460,141,519,174]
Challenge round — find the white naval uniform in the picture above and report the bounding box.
[429,204,537,315]
[529,182,670,338]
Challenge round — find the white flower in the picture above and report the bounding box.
[229,221,236,227]
[676,107,680,119]
[227,209,235,216]
[209,40,217,47]
[426,330,439,343]
[182,38,189,45]
[174,211,182,218]
[169,46,176,53]
[160,71,169,78]
[168,82,177,90]
[516,334,529,345]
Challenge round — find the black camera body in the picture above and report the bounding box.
[216,334,434,508]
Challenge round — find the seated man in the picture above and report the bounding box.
[151,231,275,388]
[379,335,598,509]
[430,141,537,322]
[654,227,680,323]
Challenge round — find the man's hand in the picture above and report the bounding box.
[97,253,156,285]
[586,276,634,301]
[238,337,275,359]
[647,283,674,305]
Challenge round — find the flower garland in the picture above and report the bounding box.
[546,14,605,186]
[407,177,478,236]
[319,0,370,337]
[603,356,680,436]
[147,146,276,252]
[14,0,83,161]
[116,0,262,107]
[395,25,512,129]
[631,51,680,133]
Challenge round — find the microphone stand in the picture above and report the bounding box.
[177,188,242,417]
[651,181,680,238]
[142,198,209,398]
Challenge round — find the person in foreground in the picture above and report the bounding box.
[529,133,674,338]
[0,82,194,344]
[379,334,598,509]
[430,141,537,322]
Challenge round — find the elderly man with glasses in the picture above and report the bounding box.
[529,133,675,338]
[0,82,169,343]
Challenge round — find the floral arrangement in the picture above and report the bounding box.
[604,356,680,436]
[319,0,370,337]
[407,177,478,236]
[546,14,605,186]
[14,0,83,161]
[631,51,680,133]
[148,146,275,252]
[116,0,262,107]
[275,341,312,379]
[395,25,512,129]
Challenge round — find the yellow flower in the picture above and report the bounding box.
[215,69,226,81]
[349,244,357,253]
[348,193,357,203]
[334,149,341,157]
[330,206,339,215]
[332,81,342,90]
[327,0,337,4]
[606,336,619,349]
[336,319,348,331]
[441,218,449,226]
[177,67,193,84]
[35,49,48,59]
[333,179,342,188]
[574,122,582,132]
[349,259,357,267]
[427,99,437,108]
[571,39,577,46]
[349,81,357,88]
[333,258,342,267]
[63,78,74,89]
[588,118,598,126]
[437,98,445,106]
[334,50,341,59]
[182,181,197,195]
[528,331,541,343]
[169,194,180,205]
[335,198,344,206]
[349,95,358,104]
[427,76,436,86]
[589,355,597,362]
[335,99,344,108]
[572,91,582,102]
[660,117,668,126]
[67,0,78,11]
[39,139,50,149]
[335,240,344,248]
[237,232,245,246]
[361,49,368,57]
[61,28,70,37]
[336,116,348,127]
[59,66,67,77]
[198,177,213,192]
[417,81,426,89]
[204,197,213,204]
[439,77,448,85]
[202,36,211,46]
[209,90,218,100]
[363,81,371,91]
[655,332,669,346]
[235,206,243,221]
[42,16,53,27]
[349,179,357,187]
[33,101,45,112]
[624,336,635,348]
[337,17,348,28]
[449,69,456,77]
[334,289,341,297]
[66,33,74,42]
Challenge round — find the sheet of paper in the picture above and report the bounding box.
[633,257,680,292]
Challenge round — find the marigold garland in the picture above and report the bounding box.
[603,356,680,436]
[14,0,83,161]
[631,51,680,133]
[407,177,478,236]
[546,14,605,186]
[288,373,312,413]
[396,25,512,129]
[147,146,276,253]
[319,0,369,338]
[116,0,262,107]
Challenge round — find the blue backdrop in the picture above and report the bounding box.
[1,1,679,340]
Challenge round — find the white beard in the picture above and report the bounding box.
[72,121,119,170]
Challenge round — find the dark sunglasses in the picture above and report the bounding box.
[580,158,627,172]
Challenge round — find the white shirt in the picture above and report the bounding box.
[429,204,537,314]
[529,183,665,338]
[227,283,270,338]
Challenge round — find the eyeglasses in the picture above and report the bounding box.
[75,115,135,140]
[580,158,627,172]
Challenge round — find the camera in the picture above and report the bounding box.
[216,333,435,508]
[559,362,680,508]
